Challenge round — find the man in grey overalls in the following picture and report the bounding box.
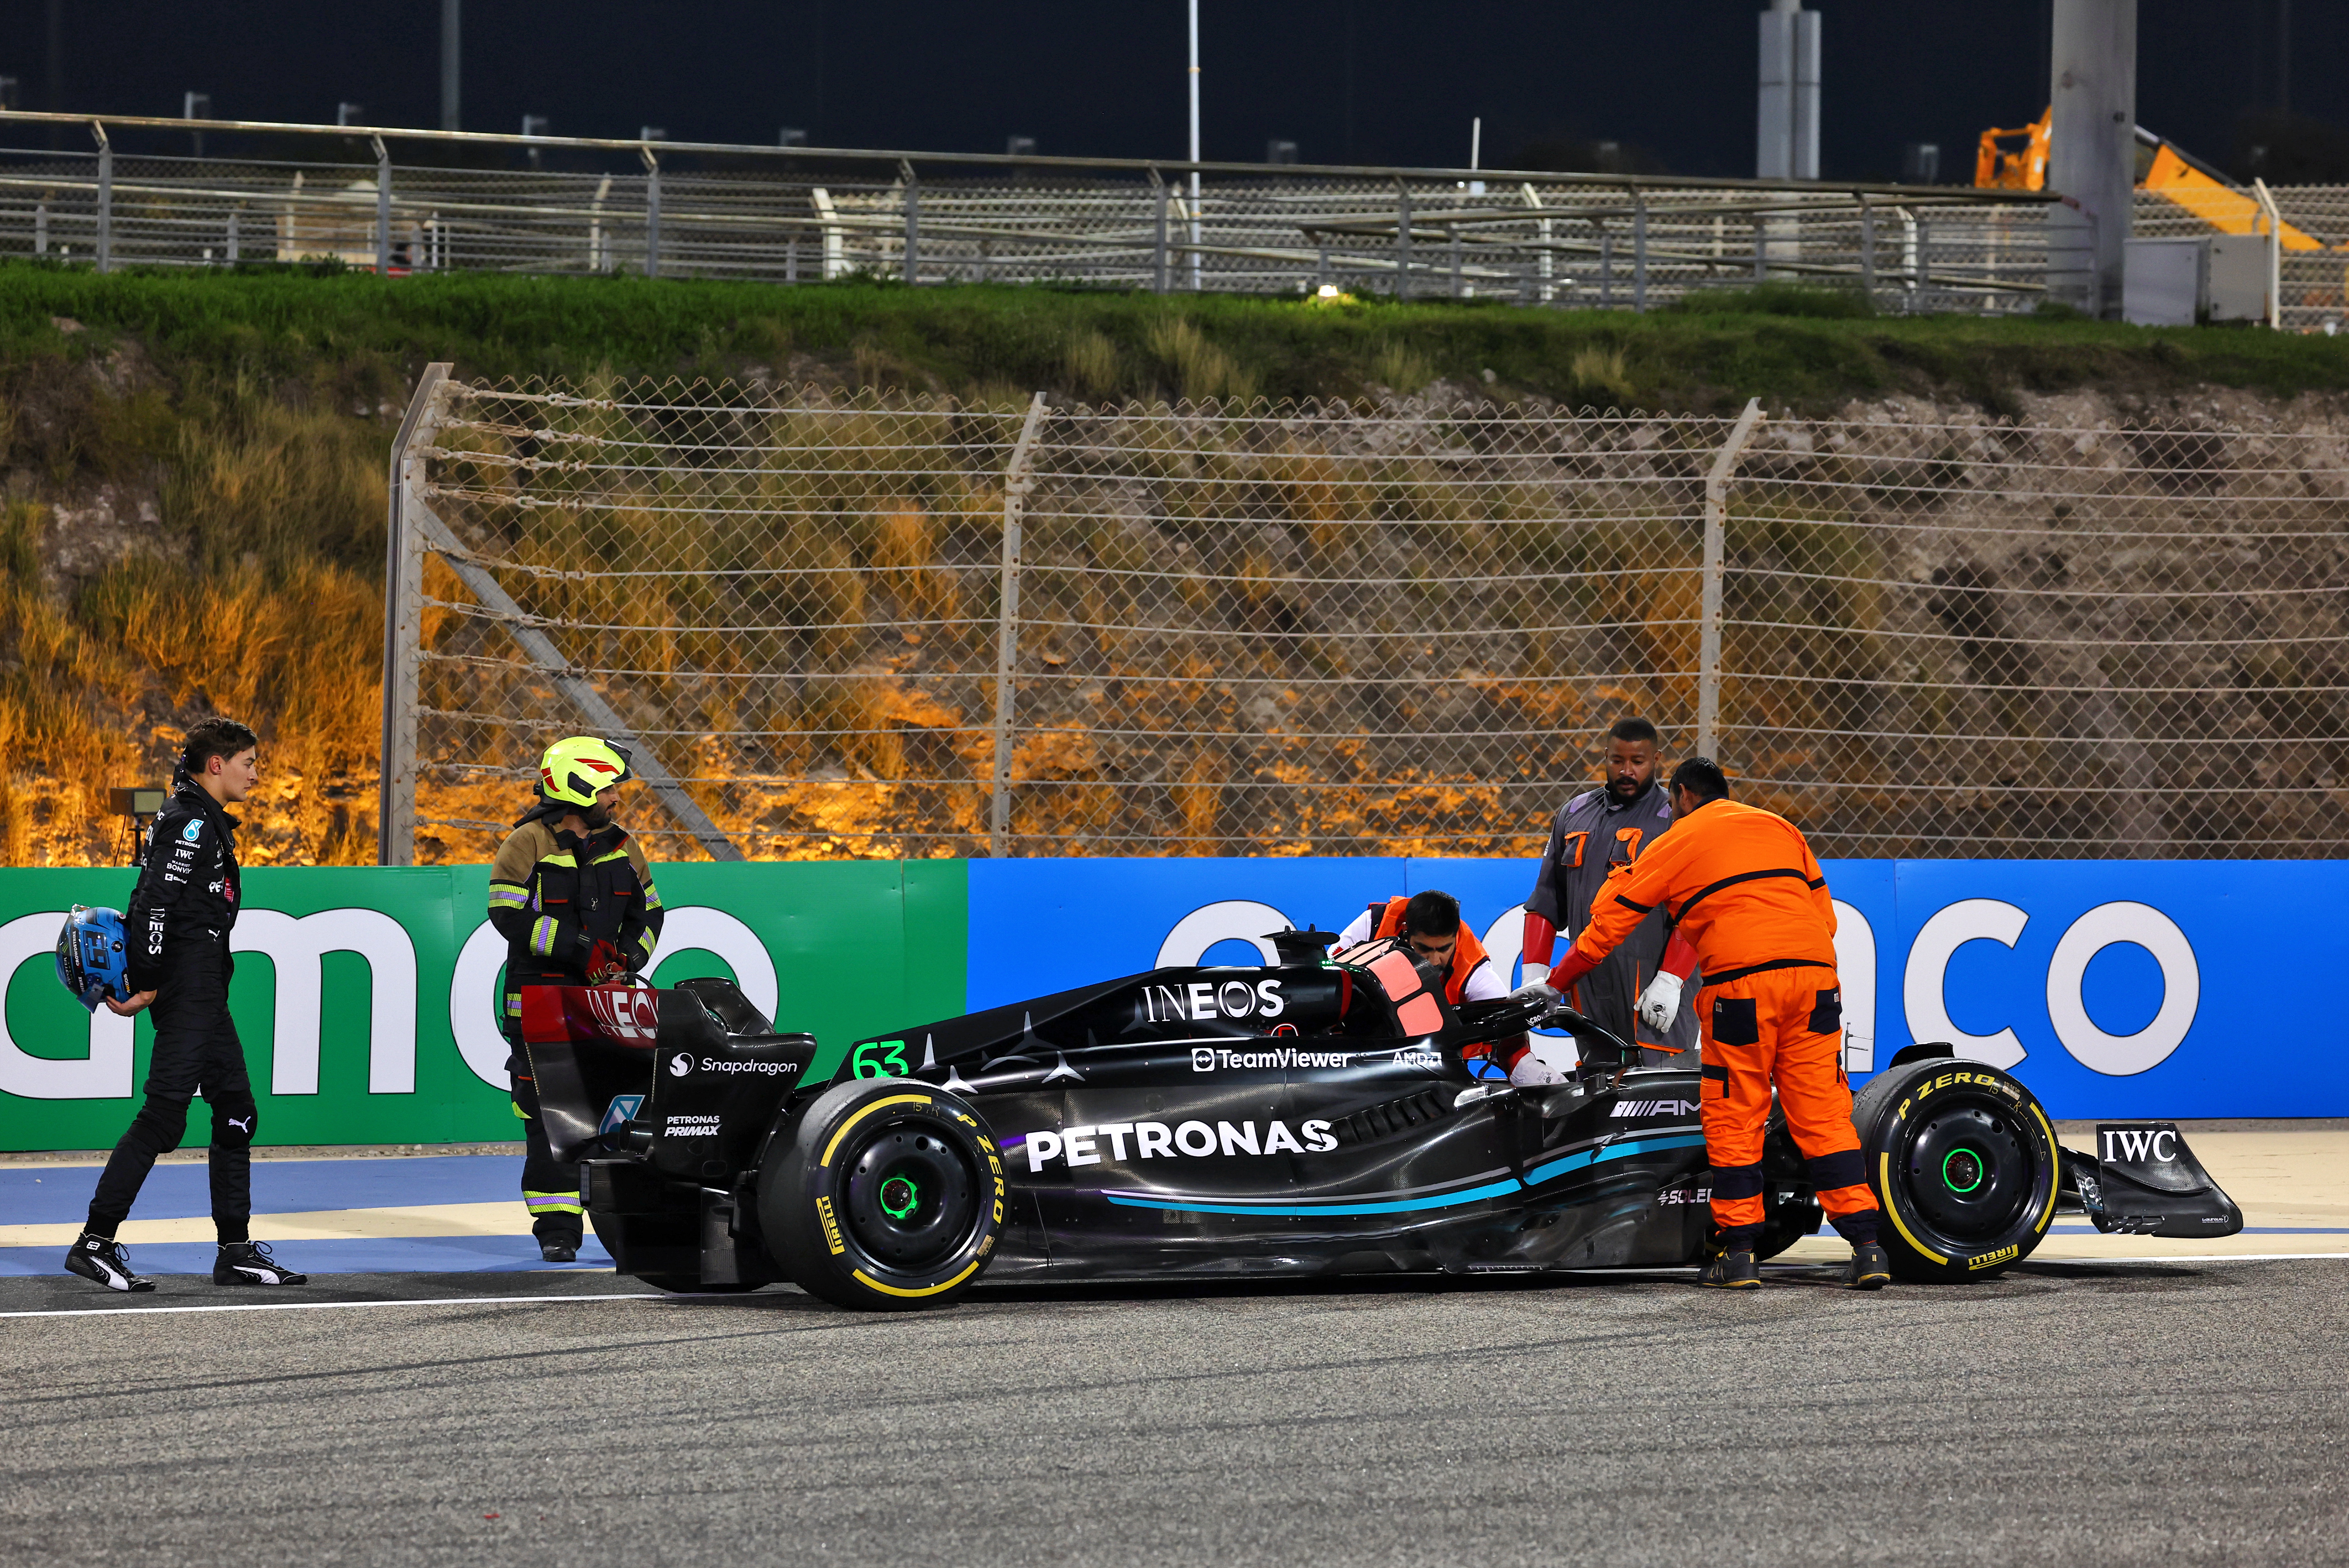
[1520,717,1700,1067]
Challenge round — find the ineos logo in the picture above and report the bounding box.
[1141,979,1286,1026]
[667,1054,693,1078]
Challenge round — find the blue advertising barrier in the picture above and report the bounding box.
[967,859,2349,1119]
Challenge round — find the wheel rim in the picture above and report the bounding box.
[1901,1101,2034,1243]
[844,1125,979,1274]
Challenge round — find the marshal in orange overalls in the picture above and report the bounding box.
[1546,798,1879,1252]
[1365,895,1492,1005]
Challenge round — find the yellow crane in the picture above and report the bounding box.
[1975,109,2327,250]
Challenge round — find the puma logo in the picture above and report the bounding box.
[227,1116,252,1132]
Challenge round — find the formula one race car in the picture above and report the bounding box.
[531,930,2243,1309]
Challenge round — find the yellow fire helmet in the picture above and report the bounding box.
[537,736,635,808]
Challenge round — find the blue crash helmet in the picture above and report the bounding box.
[55,905,130,1012]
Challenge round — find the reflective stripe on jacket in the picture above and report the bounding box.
[487,815,664,1020]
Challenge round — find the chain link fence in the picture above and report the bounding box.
[384,378,2349,863]
[0,114,2055,312]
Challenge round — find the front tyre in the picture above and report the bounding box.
[1852,1056,2060,1283]
[757,1079,1004,1311]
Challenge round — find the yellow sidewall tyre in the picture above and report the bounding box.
[758,1077,1005,1311]
[1852,1056,2061,1283]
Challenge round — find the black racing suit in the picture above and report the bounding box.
[486,808,663,1246]
[86,782,256,1243]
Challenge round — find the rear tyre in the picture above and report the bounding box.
[758,1078,1004,1311]
[1851,1055,2060,1283]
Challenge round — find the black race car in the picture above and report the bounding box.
[530,930,2243,1309]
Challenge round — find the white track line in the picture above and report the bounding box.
[0,1292,666,1319]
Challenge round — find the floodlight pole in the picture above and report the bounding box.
[1187,0,1201,290]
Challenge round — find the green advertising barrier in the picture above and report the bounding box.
[0,863,968,1153]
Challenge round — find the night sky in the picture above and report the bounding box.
[23,1,2349,180]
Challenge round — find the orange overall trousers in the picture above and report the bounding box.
[1698,964,1877,1247]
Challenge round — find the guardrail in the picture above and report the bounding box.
[0,109,2056,312]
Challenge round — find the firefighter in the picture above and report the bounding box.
[1516,757,1889,1291]
[1334,891,1563,1086]
[1520,716,1699,1068]
[486,736,665,1262]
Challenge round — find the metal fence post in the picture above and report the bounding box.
[1632,187,1647,310]
[1599,223,1612,307]
[1697,398,1766,762]
[372,135,392,275]
[378,362,454,865]
[92,122,111,273]
[1394,180,1412,299]
[1857,193,1875,300]
[902,159,919,285]
[641,145,661,278]
[989,393,1050,857]
[1151,168,1169,292]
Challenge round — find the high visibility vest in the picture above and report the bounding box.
[1367,896,1490,1006]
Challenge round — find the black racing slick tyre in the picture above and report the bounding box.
[758,1078,1004,1311]
[1852,1055,2060,1283]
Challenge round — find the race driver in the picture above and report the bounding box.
[1334,891,1565,1087]
[1510,757,1890,1292]
[65,719,307,1292]
[1520,716,1698,1067]
[486,737,665,1263]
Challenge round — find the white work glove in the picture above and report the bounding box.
[1506,982,1563,1023]
[1508,1052,1569,1087]
[1637,972,1683,1035]
[1519,961,1549,989]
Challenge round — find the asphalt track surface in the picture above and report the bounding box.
[5,1257,2345,1567]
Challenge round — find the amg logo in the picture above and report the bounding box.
[2102,1127,2180,1164]
[1613,1099,1698,1119]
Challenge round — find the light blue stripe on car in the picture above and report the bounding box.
[1103,1175,1525,1219]
[1524,1132,1708,1188]
[1094,1131,1708,1221]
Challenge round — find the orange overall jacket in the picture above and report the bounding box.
[1568,799,1835,985]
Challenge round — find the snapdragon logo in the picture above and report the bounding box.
[698,1056,794,1076]
[1022,1118,1338,1171]
[1139,979,1286,1026]
[667,1054,693,1078]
